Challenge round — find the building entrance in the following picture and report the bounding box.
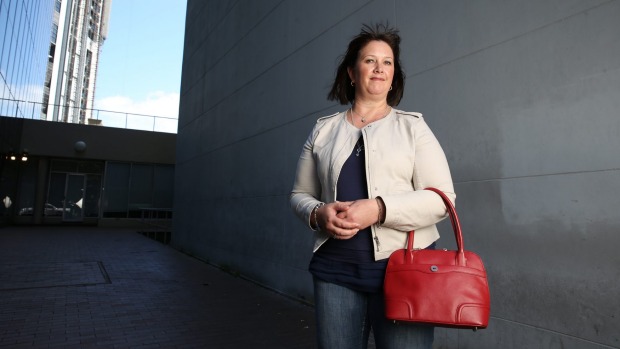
[46,160,104,223]
[47,173,86,222]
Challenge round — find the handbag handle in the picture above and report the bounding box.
[406,187,467,266]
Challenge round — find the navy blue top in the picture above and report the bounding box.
[309,136,388,293]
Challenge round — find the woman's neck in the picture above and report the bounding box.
[350,100,391,124]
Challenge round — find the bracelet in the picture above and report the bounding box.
[375,197,385,225]
[312,202,325,231]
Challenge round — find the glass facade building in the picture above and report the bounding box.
[0,0,110,123]
[0,0,54,119]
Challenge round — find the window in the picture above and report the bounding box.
[128,164,153,218]
[51,24,58,43]
[102,162,175,219]
[102,163,130,218]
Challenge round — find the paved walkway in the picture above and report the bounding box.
[0,226,317,348]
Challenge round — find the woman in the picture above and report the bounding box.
[290,23,455,349]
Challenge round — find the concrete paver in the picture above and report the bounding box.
[0,227,317,348]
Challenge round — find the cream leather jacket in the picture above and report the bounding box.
[290,109,455,260]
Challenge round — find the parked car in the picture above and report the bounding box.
[19,203,65,216]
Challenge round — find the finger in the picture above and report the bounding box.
[332,201,354,211]
[331,226,359,237]
[333,229,358,240]
[332,220,359,230]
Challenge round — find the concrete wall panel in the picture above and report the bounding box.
[395,0,609,74]
[408,1,620,182]
[452,171,620,347]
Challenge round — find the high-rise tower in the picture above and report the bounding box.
[43,0,110,124]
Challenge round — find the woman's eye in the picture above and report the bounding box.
[365,59,375,63]
[384,61,392,65]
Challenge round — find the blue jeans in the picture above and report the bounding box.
[313,277,434,349]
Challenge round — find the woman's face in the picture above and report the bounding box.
[348,40,395,101]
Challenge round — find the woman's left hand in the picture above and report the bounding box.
[336,199,380,230]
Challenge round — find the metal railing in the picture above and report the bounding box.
[138,208,173,244]
[0,97,177,133]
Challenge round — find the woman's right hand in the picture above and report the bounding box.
[316,201,360,239]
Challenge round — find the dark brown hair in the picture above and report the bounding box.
[327,23,405,106]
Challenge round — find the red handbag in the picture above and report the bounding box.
[383,187,490,330]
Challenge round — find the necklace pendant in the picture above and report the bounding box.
[355,140,364,157]
[361,117,366,122]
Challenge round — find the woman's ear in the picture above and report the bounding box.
[347,67,355,84]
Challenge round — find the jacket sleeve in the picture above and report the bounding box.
[380,117,455,231]
[289,124,323,229]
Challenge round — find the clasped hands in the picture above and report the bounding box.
[316,199,380,240]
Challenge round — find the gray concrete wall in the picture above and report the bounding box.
[174,1,620,348]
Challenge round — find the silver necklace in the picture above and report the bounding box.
[351,108,367,123]
[351,105,391,123]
